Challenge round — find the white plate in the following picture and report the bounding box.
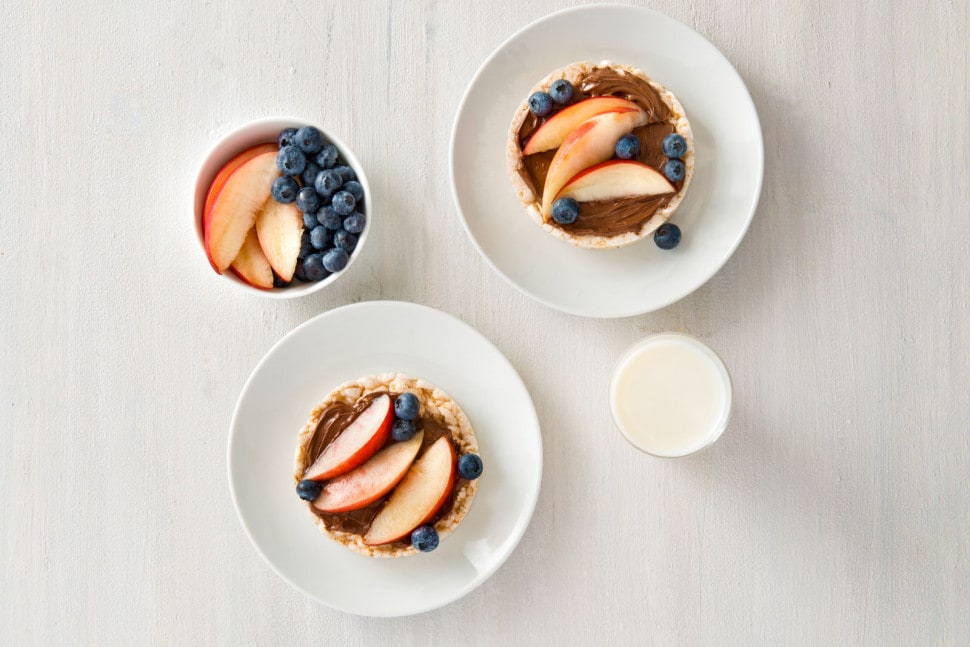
[227,301,542,617]
[450,5,764,318]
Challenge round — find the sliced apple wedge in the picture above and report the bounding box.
[556,160,675,203]
[312,430,424,513]
[203,143,277,223]
[522,96,640,155]
[255,199,302,282]
[304,394,394,481]
[204,151,279,273]
[540,109,648,218]
[363,436,457,546]
[230,228,274,289]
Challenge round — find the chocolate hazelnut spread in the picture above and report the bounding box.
[515,67,684,237]
[303,392,463,540]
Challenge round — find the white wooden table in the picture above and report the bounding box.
[2,1,968,644]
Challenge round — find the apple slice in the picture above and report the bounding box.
[312,430,424,513]
[556,160,675,203]
[304,394,394,481]
[230,228,274,289]
[540,109,648,218]
[203,143,277,225]
[255,199,302,282]
[363,436,457,546]
[522,96,640,155]
[204,151,279,273]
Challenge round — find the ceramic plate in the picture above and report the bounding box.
[450,4,763,317]
[227,301,542,616]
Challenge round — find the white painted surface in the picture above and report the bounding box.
[1,1,967,644]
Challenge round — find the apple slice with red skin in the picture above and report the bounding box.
[230,228,274,289]
[540,108,648,218]
[363,436,457,546]
[556,160,675,203]
[255,199,302,282]
[304,394,394,481]
[312,430,424,513]
[204,151,279,273]
[522,96,641,155]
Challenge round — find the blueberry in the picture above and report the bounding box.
[296,479,322,501]
[549,79,575,105]
[343,213,366,234]
[663,159,685,183]
[394,392,419,421]
[322,247,349,273]
[457,454,483,480]
[332,190,356,216]
[303,253,330,281]
[333,165,356,183]
[654,223,682,250]
[314,144,339,169]
[528,92,554,117]
[294,126,324,154]
[310,225,332,250]
[271,176,299,204]
[273,274,290,289]
[302,210,320,230]
[300,162,321,187]
[333,230,358,253]
[615,134,640,160]
[314,169,342,198]
[276,145,306,176]
[410,525,439,552]
[391,419,416,442]
[298,229,313,259]
[317,205,343,230]
[293,260,309,282]
[295,187,322,213]
[551,197,579,225]
[277,128,298,148]
[343,180,364,202]
[662,133,687,159]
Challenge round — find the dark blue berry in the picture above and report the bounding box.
[663,159,685,183]
[314,144,339,169]
[551,197,579,225]
[277,128,298,148]
[300,162,321,187]
[332,190,356,216]
[302,211,320,230]
[322,247,349,272]
[343,180,364,202]
[317,205,343,230]
[276,145,306,176]
[394,392,419,421]
[294,126,324,154]
[303,253,330,281]
[298,229,313,259]
[549,79,574,105]
[615,134,640,160]
[296,479,322,501]
[391,419,416,442]
[333,230,357,253]
[293,260,309,282]
[295,187,322,213]
[343,213,365,234]
[411,525,439,552]
[662,133,687,159]
[310,225,332,250]
[271,176,299,203]
[654,223,681,250]
[273,274,290,289]
[457,454,483,480]
[528,92,554,117]
[333,165,356,183]
[314,169,342,198]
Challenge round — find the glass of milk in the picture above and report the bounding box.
[609,333,732,457]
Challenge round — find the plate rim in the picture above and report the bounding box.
[226,300,543,616]
[448,3,765,318]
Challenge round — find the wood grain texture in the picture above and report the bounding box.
[1,0,968,644]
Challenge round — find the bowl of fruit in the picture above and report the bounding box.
[194,117,370,297]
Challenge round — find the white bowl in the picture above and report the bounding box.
[193,117,370,299]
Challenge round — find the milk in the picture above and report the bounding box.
[609,334,731,457]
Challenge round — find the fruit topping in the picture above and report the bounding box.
[276,145,306,176]
[457,453,483,480]
[277,128,298,148]
[314,169,342,198]
[295,186,322,213]
[522,96,640,155]
[296,479,323,501]
[549,79,575,105]
[394,392,420,421]
[556,160,674,203]
[654,223,681,250]
[271,176,299,204]
[551,197,580,225]
[332,230,357,254]
[391,419,416,442]
[294,126,324,154]
[662,133,687,159]
[528,91,554,117]
[230,228,274,289]
[343,213,366,234]
[314,144,339,169]
[302,253,329,281]
[615,133,640,160]
[662,159,685,183]
[304,394,394,481]
[332,190,356,216]
[410,525,439,552]
[322,247,350,273]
